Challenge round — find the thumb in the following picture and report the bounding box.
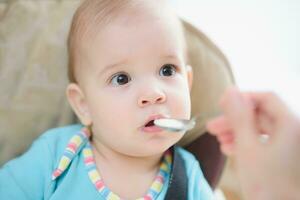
[220,87,259,146]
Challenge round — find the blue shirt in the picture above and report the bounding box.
[0,124,214,200]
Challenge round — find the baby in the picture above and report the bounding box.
[0,0,214,199]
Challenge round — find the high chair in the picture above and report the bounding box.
[0,0,235,196]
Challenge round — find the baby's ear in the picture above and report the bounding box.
[186,65,193,91]
[66,83,92,126]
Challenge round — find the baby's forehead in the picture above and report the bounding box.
[83,19,186,65]
[76,1,182,41]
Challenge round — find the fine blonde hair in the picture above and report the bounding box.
[67,0,136,83]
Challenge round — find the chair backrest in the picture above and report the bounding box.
[0,0,78,165]
[180,20,234,188]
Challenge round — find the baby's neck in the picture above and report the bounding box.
[91,140,164,199]
[91,140,163,173]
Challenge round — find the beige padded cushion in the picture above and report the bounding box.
[0,1,79,165]
[179,21,235,146]
[0,0,234,165]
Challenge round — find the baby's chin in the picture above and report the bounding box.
[125,136,183,157]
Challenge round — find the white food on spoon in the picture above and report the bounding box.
[154,118,185,131]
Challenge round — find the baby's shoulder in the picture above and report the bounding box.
[0,124,85,199]
[41,124,83,142]
[39,124,84,160]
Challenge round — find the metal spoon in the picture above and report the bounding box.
[154,113,219,133]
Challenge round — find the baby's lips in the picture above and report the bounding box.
[142,114,167,127]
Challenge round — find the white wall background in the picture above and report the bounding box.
[171,0,300,115]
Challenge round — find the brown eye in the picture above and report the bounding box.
[159,64,177,76]
[111,73,131,86]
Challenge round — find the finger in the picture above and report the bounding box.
[220,143,235,156]
[247,92,292,125]
[246,92,300,141]
[218,132,235,156]
[215,130,235,156]
[217,130,235,144]
[206,115,231,135]
[256,110,274,135]
[220,87,259,146]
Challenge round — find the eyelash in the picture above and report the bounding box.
[108,64,179,86]
[109,72,131,86]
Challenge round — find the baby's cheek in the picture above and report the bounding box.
[171,89,191,117]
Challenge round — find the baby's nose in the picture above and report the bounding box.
[138,90,167,107]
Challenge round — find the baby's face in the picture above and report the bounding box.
[77,4,192,156]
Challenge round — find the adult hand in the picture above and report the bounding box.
[206,87,300,200]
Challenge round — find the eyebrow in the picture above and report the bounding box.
[98,54,182,77]
[162,54,183,64]
[98,60,129,77]
[164,53,183,59]
[163,55,178,59]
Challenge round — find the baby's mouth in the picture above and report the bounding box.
[142,118,164,133]
[144,120,155,127]
[141,114,167,132]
